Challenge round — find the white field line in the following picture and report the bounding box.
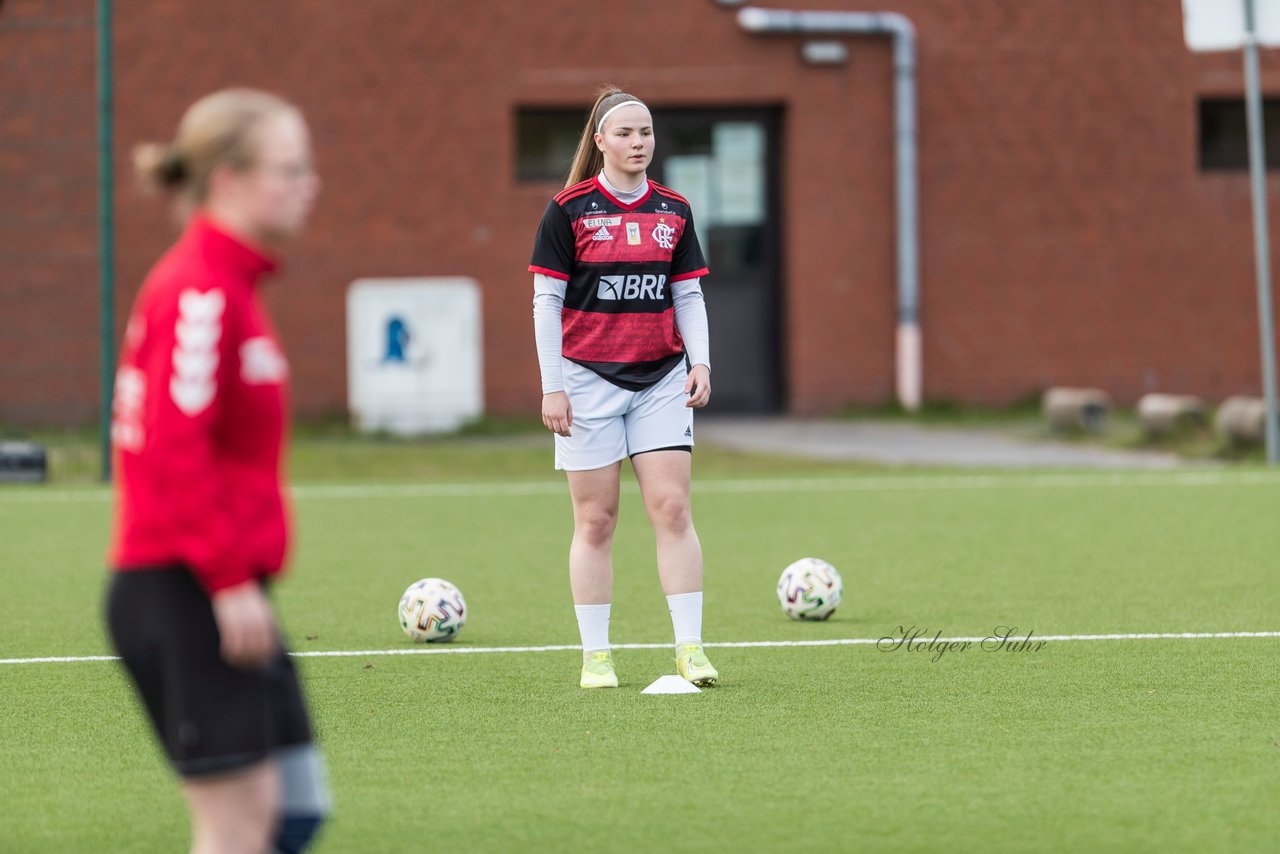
[3,469,1280,505]
[3,630,1277,666]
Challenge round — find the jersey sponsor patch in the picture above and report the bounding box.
[626,222,641,245]
[596,274,667,301]
[170,289,224,416]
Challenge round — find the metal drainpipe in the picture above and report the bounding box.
[737,7,921,411]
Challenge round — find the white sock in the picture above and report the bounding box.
[666,591,703,647]
[575,603,611,655]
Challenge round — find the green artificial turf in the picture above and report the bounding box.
[1,443,1277,852]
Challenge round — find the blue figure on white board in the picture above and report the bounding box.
[383,315,410,364]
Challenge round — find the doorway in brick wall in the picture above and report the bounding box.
[649,109,783,413]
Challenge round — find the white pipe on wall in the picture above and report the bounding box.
[737,6,921,411]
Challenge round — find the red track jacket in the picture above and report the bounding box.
[109,215,292,594]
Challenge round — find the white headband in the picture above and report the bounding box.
[596,99,648,134]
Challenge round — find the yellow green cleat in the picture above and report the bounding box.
[580,650,619,689]
[675,643,718,687]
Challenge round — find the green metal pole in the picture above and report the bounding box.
[96,0,114,480]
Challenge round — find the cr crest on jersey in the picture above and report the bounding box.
[597,274,667,301]
[652,221,676,250]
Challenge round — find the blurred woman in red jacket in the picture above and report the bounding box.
[107,88,328,854]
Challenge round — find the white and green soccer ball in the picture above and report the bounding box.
[398,578,467,642]
[777,558,843,621]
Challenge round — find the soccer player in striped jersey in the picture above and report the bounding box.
[529,87,718,689]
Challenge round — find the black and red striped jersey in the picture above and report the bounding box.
[528,176,709,390]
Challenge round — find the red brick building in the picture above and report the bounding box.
[4,0,1280,425]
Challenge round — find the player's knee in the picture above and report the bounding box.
[574,505,618,545]
[272,743,331,854]
[649,494,692,535]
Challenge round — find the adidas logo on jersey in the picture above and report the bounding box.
[592,226,614,241]
[597,274,667,301]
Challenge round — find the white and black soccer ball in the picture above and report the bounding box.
[398,578,467,642]
[776,558,843,621]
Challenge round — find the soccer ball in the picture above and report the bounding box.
[398,578,467,642]
[776,558,843,621]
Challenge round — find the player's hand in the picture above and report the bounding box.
[542,390,573,437]
[211,581,279,670]
[685,364,711,408]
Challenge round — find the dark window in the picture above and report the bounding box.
[1199,97,1280,170]
[515,109,585,183]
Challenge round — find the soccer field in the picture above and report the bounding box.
[2,443,1278,852]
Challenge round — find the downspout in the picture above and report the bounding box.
[737,7,921,411]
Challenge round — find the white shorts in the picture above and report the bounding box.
[555,359,694,471]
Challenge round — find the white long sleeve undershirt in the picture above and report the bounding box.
[532,274,569,394]
[672,279,710,370]
[532,274,709,394]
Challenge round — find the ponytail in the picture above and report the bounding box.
[564,86,645,188]
[133,88,296,205]
[133,142,189,192]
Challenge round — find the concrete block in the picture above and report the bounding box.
[1137,393,1204,437]
[1043,387,1110,434]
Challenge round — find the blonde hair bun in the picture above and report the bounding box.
[133,142,188,191]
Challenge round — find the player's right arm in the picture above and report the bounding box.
[530,201,576,436]
[534,273,572,436]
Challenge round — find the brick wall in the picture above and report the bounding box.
[0,0,99,424]
[4,0,1280,425]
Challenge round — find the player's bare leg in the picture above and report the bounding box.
[633,450,701,594]
[567,462,623,687]
[183,759,280,854]
[567,462,622,604]
[633,450,717,685]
